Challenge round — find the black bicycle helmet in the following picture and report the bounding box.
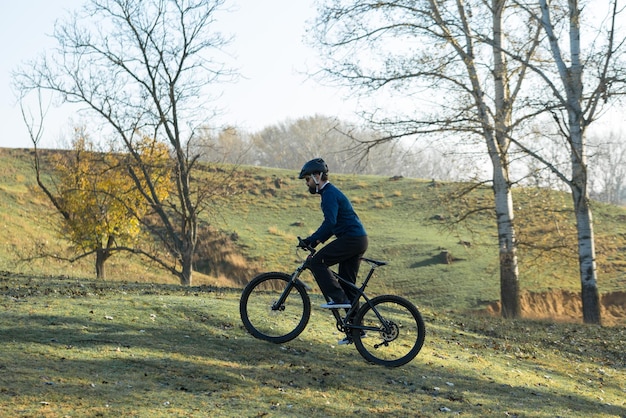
[298,158,329,179]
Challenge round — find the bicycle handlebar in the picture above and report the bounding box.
[296,236,316,254]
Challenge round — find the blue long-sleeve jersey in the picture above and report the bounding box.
[308,183,367,244]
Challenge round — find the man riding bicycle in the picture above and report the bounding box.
[241,160,424,361]
[298,158,369,314]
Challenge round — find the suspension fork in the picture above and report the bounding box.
[271,265,311,310]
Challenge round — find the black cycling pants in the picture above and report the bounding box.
[309,235,368,303]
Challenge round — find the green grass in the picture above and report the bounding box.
[1,273,624,417]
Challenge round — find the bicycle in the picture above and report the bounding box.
[239,237,426,367]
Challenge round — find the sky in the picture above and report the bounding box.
[0,0,358,149]
[1,1,624,150]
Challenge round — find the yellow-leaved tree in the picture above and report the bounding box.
[37,128,171,279]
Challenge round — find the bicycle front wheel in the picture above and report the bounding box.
[352,295,425,367]
[240,272,311,344]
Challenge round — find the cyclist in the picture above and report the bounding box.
[298,158,368,315]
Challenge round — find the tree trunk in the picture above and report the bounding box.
[569,132,601,324]
[493,160,521,318]
[573,196,601,324]
[95,248,107,280]
[570,123,601,323]
[177,227,196,286]
[180,249,193,286]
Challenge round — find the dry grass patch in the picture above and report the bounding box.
[374,200,393,209]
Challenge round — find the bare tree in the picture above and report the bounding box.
[511,0,626,323]
[14,0,236,285]
[245,115,402,175]
[196,115,474,180]
[311,0,548,317]
[194,126,256,166]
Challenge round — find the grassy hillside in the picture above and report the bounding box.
[1,147,625,319]
[0,274,624,417]
[1,148,625,417]
[0,148,173,283]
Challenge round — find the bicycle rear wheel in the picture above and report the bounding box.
[352,295,425,367]
[240,272,311,344]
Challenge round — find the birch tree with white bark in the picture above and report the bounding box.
[512,0,626,324]
[311,0,545,317]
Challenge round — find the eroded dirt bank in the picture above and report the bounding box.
[484,290,626,326]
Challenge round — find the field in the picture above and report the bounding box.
[1,148,625,416]
[1,273,625,417]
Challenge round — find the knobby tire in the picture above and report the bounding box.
[239,272,311,344]
[351,294,425,367]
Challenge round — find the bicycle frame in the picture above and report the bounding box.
[329,259,392,336]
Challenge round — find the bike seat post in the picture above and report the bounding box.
[360,264,377,289]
